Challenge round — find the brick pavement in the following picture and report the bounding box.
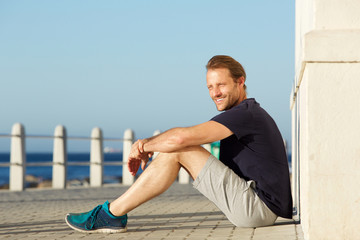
[0,183,303,240]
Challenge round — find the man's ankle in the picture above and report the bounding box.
[107,202,125,217]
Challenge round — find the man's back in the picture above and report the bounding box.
[211,98,293,218]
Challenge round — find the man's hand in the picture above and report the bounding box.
[127,140,153,176]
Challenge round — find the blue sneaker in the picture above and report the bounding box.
[65,201,127,233]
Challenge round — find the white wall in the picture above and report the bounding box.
[293,0,360,239]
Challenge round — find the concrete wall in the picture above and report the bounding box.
[292,0,360,239]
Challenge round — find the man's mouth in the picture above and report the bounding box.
[215,98,224,103]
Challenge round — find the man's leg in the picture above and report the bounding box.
[109,146,210,216]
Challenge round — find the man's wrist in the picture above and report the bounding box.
[140,139,147,153]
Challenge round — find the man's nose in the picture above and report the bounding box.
[212,87,222,98]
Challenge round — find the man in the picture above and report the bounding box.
[65,55,293,233]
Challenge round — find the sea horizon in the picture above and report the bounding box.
[0,152,126,188]
[0,152,292,188]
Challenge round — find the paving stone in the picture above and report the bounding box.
[0,183,301,239]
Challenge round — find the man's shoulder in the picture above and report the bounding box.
[228,98,258,115]
[212,103,254,126]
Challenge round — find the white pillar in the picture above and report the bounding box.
[294,0,360,239]
[203,143,211,152]
[10,123,26,191]
[122,129,134,185]
[178,167,189,184]
[52,125,67,189]
[90,127,104,187]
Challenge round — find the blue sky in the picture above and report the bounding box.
[0,0,295,152]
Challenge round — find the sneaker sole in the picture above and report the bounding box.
[65,215,127,233]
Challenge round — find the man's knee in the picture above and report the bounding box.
[178,145,210,155]
[155,145,209,161]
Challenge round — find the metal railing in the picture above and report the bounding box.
[0,123,192,191]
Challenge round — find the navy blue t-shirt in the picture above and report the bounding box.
[211,98,293,219]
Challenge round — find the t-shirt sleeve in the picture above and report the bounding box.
[211,106,255,139]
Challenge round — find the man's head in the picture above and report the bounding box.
[206,55,247,111]
[206,55,247,91]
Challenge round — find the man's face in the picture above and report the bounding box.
[206,68,244,111]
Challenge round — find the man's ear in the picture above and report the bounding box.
[238,76,245,86]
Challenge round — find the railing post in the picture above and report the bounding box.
[52,125,67,189]
[178,167,189,184]
[203,143,211,152]
[152,130,161,160]
[90,127,103,187]
[122,129,134,185]
[10,123,26,191]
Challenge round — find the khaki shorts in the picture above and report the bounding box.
[193,155,277,227]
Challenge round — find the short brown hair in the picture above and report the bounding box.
[206,55,247,90]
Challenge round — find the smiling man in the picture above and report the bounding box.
[65,55,293,233]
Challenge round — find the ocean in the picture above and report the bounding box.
[0,152,127,187]
[0,152,292,188]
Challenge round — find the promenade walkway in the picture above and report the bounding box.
[0,183,303,240]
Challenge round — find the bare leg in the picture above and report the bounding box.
[109,146,210,216]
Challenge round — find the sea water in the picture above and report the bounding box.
[0,152,125,187]
[0,153,292,187]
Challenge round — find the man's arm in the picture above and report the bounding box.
[127,120,233,176]
[141,120,233,153]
